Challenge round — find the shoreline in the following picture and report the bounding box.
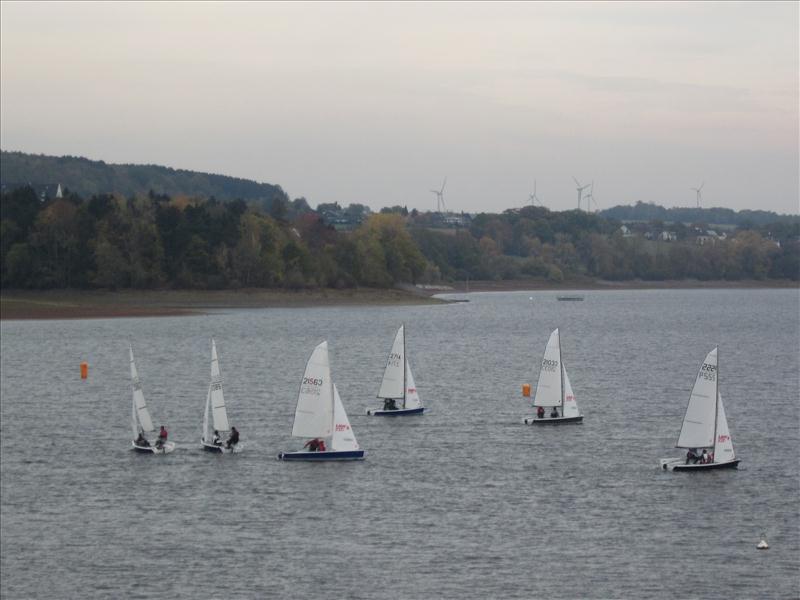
[1,279,796,320]
[0,288,444,321]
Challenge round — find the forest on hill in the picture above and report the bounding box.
[1,185,797,291]
[0,151,289,211]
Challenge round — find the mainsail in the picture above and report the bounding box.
[130,345,154,435]
[676,348,718,449]
[209,339,230,432]
[533,329,562,408]
[378,325,405,400]
[291,341,334,439]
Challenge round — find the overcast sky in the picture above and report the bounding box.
[1,2,797,214]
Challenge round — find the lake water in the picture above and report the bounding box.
[1,289,798,599]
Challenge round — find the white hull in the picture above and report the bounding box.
[201,439,243,454]
[132,441,176,454]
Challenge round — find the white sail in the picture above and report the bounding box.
[533,329,562,407]
[130,345,154,434]
[378,325,405,400]
[210,339,230,432]
[331,384,359,451]
[677,348,718,449]
[713,392,736,463]
[562,367,580,418]
[202,388,211,441]
[291,341,334,439]
[404,360,422,410]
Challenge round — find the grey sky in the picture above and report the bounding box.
[1,1,797,214]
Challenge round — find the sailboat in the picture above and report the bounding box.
[523,328,583,425]
[660,347,740,471]
[367,324,425,416]
[200,339,242,454]
[130,345,175,454]
[278,341,365,461]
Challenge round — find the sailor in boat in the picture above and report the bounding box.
[303,438,326,452]
[155,425,168,450]
[225,427,240,450]
[701,449,710,464]
[686,448,698,464]
[550,407,559,418]
[212,430,222,446]
[135,431,150,447]
[383,398,398,411]
[537,406,545,419]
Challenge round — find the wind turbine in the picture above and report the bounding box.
[430,177,447,213]
[528,180,542,206]
[691,182,704,208]
[573,177,591,211]
[584,181,599,212]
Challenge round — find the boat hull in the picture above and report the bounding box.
[200,439,243,454]
[367,407,425,416]
[278,450,365,461]
[523,415,583,425]
[132,441,176,454]
[661,458,740,471]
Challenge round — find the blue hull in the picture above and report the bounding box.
[367,407,425,416]
[278,450,365,461]
[523,415,583,425]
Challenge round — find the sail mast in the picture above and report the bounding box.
[712,346,719,460]
[402,323,407,409]
[558,329,565,412]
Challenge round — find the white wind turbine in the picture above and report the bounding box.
[528,180,542,207]
[691,182,705,208]
[584,181,599,212]
[430,177,447,213]
[573,177,591,211]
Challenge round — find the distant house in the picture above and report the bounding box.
[619,225,634,237]
[660,231,677,242]
[0,181,63,201]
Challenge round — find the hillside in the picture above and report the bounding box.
[599,201,798,227]
[0,150,289,207]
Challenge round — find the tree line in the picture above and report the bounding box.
[1,187,797,291]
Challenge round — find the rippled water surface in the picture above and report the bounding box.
[1,289,798,599]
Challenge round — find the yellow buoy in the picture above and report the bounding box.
[80,362,88,379]
[522,383,531,397]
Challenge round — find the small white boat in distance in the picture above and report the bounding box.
[278,341,365,461]
[130,345,175,455]
[660,347,740,471]
[523,328,583,425]
[200,339,242,454]
[367,324,425,416]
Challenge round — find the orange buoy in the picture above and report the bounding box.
[522,383,531,397]
[80,362,88,379]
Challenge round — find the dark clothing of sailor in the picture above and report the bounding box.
[156,426,168,448]
[135,433,149,447]
[550,408,559,418]
[383,398,398,411]
[212,430,221,446]
[226,427,239,449]
[304,438,320,452]
[537,406,545,419]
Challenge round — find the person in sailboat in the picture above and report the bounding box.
[701,448,709,464]
[537,406,545,419]
[686,448,698,464]
[155,425,168,449]
[212,430,222,446]
[550,407,559,418]
[304,438,320,452]
[135,431,149,447]
[383,398,398,411]
[225,427,239,450]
